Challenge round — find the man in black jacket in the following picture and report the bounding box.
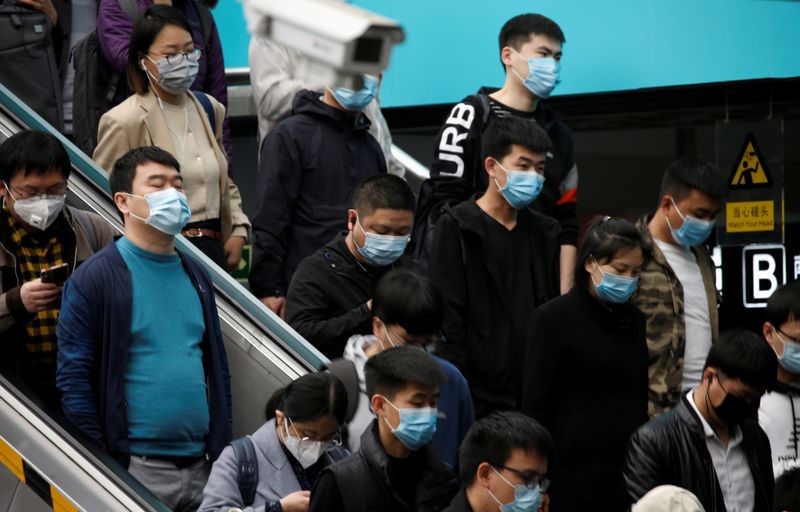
[285,174,414,358]
[415,13,576,294]
[249,84,387,319]
[309,346,458,512]
[624,329,777,512]
[428,115,560,417]
[444,411,553,512]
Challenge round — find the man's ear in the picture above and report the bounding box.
[114,192,130,215]
[476,462,494,488]
[658,195,673,216]
[372,316,383,338]
[484,157,498,179]
[347,209,358,232]
[370,394,386,417]
[500,46,514,68]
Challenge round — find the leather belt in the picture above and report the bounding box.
[181,227,223,241]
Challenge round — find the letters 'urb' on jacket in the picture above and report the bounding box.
[632,215,720,418]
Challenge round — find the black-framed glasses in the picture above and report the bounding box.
[158,48,202,65]
[4,180,67,200]
[501,466,550,492]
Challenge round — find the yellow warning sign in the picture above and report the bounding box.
[729,133,772,188]
[726,200,774,233]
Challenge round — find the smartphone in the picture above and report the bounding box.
[40,263,70,285]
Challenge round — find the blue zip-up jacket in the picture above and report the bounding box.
[56,239,232,467]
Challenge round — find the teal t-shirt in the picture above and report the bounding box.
[117,237,210,457]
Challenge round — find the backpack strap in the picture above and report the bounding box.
[230,437,258,506]
[192,0,214,53]
[115,0,141,21]
[68,207,98,253]
[323,359,360,423]
[192,90,217,136]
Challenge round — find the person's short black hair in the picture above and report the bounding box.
[481,116,551,163]
[365,346,444,400]
[659,158,727,202]
[704,329,777,393]
[775,466,800,512]
[109,146,180,195]
[498,14,565,70]
[265,372,348,425]
[766,280,800,329]
[459,411,555,485]
[127,5,193,94]
[0,131,71,183]
[373,269,443,337]
[352,174,415,216]
[575,216,648,289]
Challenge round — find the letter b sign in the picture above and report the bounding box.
[742,245,786,308]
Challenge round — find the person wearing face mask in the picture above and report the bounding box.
[443,411,554,512]
[336,269,474,469]
[0,131,114,409]
[199,372,348,512]
[631,159,727,418]
[284,174,413,358]
[93,5,250,272]
[758,280,800,478]
[309,346,459,512]
[522,216,648,512]
[415,13,578,296]
[56,147,232,512]
[625,329,777,512]
[428,116,560,418]
[249,73,388,321]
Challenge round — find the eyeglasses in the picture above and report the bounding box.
[501,466,550,492]
[155,48,202,65]
[4,181,67,200]
[288,418,343,447]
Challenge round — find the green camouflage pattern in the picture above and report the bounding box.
[632,215,719,418]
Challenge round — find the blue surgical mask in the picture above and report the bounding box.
[493,160,545,209]
[511,50,561,99]
[381,397,437,451]
[488,467,542,512]
[771,326,800,374]
[667,198,715,247]
[127,188,191,236]
[354,217,410,267]
[330,74,378,112]
[591,258,638,304]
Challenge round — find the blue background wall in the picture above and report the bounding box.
[215,0,800,107]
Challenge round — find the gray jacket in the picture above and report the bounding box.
[199,419,301,512]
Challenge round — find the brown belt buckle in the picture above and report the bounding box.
[183,228,204,238]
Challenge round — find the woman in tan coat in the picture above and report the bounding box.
[93,5,249,269]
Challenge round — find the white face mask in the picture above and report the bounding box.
[4,182,65,231]
[282,418,330,469]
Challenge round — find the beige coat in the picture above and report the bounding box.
[92,90,249,240]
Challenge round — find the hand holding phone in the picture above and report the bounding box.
[40,262,69,285]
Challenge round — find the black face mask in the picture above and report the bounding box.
[708,376,759,429]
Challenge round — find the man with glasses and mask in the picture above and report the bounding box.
[57,146,232,512]
[337,268,474,470]
[758,280,800,478]
[0,131,114,408]
[445,411,553,512]
[624,329,776,512]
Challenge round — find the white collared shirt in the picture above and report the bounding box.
[687,390,755,512]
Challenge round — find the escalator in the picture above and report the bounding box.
[0,82,328,511]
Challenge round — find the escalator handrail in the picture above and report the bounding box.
[0,82,327,370]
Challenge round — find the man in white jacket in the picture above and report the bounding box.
[243,0,404,177]
[759,280,800,478]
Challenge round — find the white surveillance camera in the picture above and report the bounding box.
[249,0,405,78]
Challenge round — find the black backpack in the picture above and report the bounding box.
[71,0,215,157]
[0,0,62,130]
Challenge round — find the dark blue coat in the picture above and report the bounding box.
[56,239,232,467]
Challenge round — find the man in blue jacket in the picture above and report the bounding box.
[56,146,232,512]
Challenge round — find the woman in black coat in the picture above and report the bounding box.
[522,216,649,512]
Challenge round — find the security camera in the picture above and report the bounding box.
[249,0,405,79]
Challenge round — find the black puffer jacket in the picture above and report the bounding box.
[624,393,774,512]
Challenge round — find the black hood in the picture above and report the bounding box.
[291,89,371,132]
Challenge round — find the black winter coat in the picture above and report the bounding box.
[429,201,560,411]
[309,421,458,512]
[249,90,386,298]
[285,233,405,358]
[624,393,774,512]
[522,285,649,512]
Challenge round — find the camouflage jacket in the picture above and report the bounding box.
[632,215,719,418]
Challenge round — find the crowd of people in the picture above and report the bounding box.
[0,4,798,512]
